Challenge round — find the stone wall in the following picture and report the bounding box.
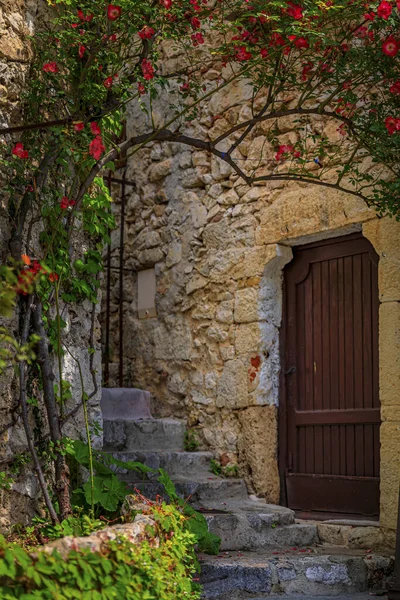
[0,0,102,527]
[102,64,400,530]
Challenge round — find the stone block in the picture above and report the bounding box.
[148,159,172,182]
[363,218,400,302]
[235,323,261,354]
[153,315,193,360]
[238,406,279,503]
[165,241,182,268]
[216,358,249,408]
[234,288,259,323]
[255,187,373,246]
[216,301,234,324]
[379,302,400,408]
[380,420,400,530]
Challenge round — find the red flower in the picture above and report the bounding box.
[78,9,93,21]
[43,62,58,73]
[191,17,201,29]
[72,23,79,28]
[180,82,190,92]
[90,122,101,135]
[107,4,122,20]
[161,0,172,6]
[191,32,204,46]
[286,2,303,19]
[141,58,155,80]
[364,11,375,20]
[260,48,268,58]
[138,82,146,95]
[103,76,113,88]
[275,144,294,161]
[49,273,59,282]
[270,32,286,46]
[377,1,392,19]
[385,116,400,135]
[295,37,309,49]
[89,136,105,160]
[382,36,399,57]
[60,196,76,209]
[389,81,400,94]
[138,26,155,39]
[12,142,29,159]
[301,62,314,81]
[78,45,86,58]
[74,122,85,132]
[235,46,252,61]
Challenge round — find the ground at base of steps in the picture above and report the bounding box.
[248,595,387,599]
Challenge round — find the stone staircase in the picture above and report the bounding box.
[101,389,394,599]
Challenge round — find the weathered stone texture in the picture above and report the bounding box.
[101,49,400,530]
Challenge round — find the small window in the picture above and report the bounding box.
[138,268,157,319]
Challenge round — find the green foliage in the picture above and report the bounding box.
[0,472,14,492]
[210,459,222,477]
[33,512,105,542]
[184,429,200,452]
[68,441,220,555]
[0,501,201,599]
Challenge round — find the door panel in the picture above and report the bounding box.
[281,233,380,516]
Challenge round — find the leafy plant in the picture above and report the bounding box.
[0,472,14,492]
[0,501,201,599]
[68,440,220,554]
[210,459,222,477]
[184,430,200,452]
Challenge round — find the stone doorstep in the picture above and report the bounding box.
[103,418,186,452]
[304,521,396,554]
[198,547,394,599]
[108,450,215,479]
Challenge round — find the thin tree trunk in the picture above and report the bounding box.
[19,296,58,523]
[32,297,72,520]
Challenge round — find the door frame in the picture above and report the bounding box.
[278,232,380,514]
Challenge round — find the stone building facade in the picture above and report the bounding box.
[103,73,400,535]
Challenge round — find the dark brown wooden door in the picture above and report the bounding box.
[281,233,380,516]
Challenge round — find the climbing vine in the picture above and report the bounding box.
[0,0,399,524]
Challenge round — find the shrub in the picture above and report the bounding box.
[0,503,201,599]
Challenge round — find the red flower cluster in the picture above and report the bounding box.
[389,81,400,94]
[377,1,392,19]
[275,144,300,161]
[141,58,155,80]
[60,196,76,209]
[382,36,399,57]
[77,9,93,22]
[78,45,86,58]
[107,4,121,20]
[17,259,44,295]
[138,82,146,95]
[191,16,201,29]
[385,116,400,135]
[161,0,172,7]
[12,142,29,159]
[89,121,105,159]
[43,62,58,73]
[301,61,313,80]
[103,76,113,88]
[139,25,155,39]
[191,32,204,46]
[90,122,101,135]
[286,2,303,19]
[235,46,252,61]
[293,36,309,49]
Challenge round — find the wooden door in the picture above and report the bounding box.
[280,233,380,516]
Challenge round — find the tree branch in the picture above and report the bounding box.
[19,296,58,523]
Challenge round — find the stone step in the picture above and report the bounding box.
[205,516,318,552]
[199,547,394,599]
[103,418,185,452]
[123,476,250,504]
[107,450,215,479]
[101,387,153,420]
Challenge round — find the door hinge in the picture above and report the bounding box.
[285,366,296,376]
